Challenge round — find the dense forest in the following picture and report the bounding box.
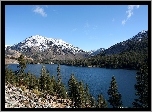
[5,54,149,108]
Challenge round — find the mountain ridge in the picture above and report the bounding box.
[5,30,148,63]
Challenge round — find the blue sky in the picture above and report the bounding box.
[5,5,148,51]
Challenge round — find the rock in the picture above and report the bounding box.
[5,83,72,108]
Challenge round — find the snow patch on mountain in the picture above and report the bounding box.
[7,35,85,54]
[88,48,105,56]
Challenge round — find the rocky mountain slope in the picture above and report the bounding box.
[7,35,84,53]
[5,35,89,62]
[5,82,71,108]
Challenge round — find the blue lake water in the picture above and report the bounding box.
[7,64,137,107]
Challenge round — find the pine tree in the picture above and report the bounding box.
[75,81,86,108]
[17,54,27,74]
[26,72,37,90]
[107,76,123,108]
[96,94,108,108]
[132,64,148,108]
[46,72,54,96]
[68,74,79,108]
[5,67,16,85]
[16,54,27,86]
[90,95,96,108]
[84,84,91,107]
[39,65,48,92]
[57,64,61,84]
[55,64,67,98]
[68,75,93,108]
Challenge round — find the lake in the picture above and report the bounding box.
[7,64,137,108]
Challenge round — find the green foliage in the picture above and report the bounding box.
[25,72,37,90]
[5,67,16,85]
[89,95,97,108]
[132,64,148,108]
[15,54,27,86]
[55,64,67,99]
[57,64,61,84]
[107,76,123,108]
[68,74,99,108]
[75,81,86,108]
[96,94,108,108]
[68,74,79,107]
[39,65,48,92]
[45,72,55,96]
[17,54,27,74]
[84,84,93,107]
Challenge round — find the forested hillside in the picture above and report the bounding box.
[55,30,148,70]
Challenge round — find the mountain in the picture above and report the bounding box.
[102,30,148,55]
[5,30,148,64]
[89,48,105,56]
[6,35,85,53]
[86,30,148,57]
[5,45,10,50]
[5,35,89,62]
[68,30,148,69]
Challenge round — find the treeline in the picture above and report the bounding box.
[5,55,149,108]
[52,51,147,70]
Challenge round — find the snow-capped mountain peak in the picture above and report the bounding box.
[6,35,84,54]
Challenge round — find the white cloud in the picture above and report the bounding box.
[136,5,140,8]
[122,5,140,25]
[126,5,140,19]
[122,20,126,25]
[33,6,47,17]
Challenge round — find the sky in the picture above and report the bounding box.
[5,5,148,51]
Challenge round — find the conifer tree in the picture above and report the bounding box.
[46,72,54,95]
[75,81,86,108]
[26,72,37,90]
[17,54,27,74]
[84,84,92,107]
[90,95,96,108]
[68,75,94,108]
[107,76,123,108]
[55,64,67,98]
[57,64,61,84]
[39,65,47,92]
[16,54,27,86]
[5,67,16,85]
[96,94,108,108]
[68,74,79,107]
[132,64,148,108]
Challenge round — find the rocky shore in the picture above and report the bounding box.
[5,82,72,108]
